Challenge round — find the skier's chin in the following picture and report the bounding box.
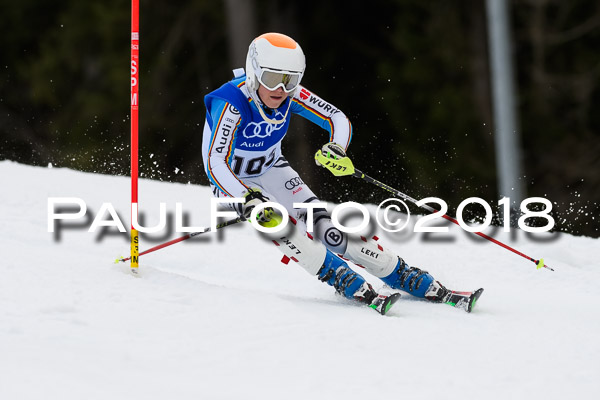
[266,96,285,108]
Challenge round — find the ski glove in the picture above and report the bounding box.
[314,142,355,176]
[243,188,274,223]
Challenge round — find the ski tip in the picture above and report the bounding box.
[467,288,484,313]
[380,293,401,316]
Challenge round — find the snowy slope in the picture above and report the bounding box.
[0,160,598,400]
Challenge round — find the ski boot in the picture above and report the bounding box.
[425,280,484,313]
[353,283,401,316]
[381,257,436,297]
[382,257,484,312]
[317,251,400,315]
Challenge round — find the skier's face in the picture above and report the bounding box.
[258,84,286,109]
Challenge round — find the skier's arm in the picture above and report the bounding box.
[204,100,249,198]
[290,86,353,151]
[290,87,355,176]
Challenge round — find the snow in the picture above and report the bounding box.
[0,160,598,399]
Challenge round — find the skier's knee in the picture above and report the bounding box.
[266,218,327,276]
[343,235,398,278]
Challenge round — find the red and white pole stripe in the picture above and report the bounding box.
[130,0,140,274]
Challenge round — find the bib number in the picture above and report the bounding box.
[231,150,276,176]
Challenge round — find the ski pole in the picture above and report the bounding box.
[115,216,243,263]
[352,168,554,271]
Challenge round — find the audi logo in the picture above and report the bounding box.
[284,177,304,190]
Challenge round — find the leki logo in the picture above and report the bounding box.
[300,88,311,100]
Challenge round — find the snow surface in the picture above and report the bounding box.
[0,160,598,400]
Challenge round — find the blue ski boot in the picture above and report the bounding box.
[381,257,437,298]
[318,250,400,315]
[381,257,483,312]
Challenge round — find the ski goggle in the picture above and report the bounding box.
[256,67,302,93]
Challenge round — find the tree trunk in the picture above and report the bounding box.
[224,0,257,70]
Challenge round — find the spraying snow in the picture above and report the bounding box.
[0,160,598,399]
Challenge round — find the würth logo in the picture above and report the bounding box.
[300,88,311,100]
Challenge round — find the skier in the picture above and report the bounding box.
[202,32,482,315]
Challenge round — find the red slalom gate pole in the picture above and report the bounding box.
[130,0,140,274]
[352,168,554,271]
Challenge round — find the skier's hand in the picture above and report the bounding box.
[315,142,355,176]
[243,188,274,222]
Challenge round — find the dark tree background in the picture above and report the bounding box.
[1,0,599,237]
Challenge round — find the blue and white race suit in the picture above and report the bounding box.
[202,73,437,299]
[203,74,352,200]
[203,74,355,255]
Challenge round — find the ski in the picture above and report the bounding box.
[370,292,402,315]
[442,288,484,313]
